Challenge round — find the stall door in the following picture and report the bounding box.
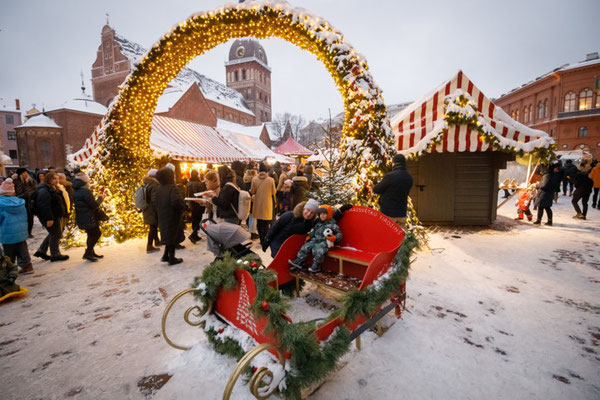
[415,153,456,223]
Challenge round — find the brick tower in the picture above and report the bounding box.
[225,38,272,125]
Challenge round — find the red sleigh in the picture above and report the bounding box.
[161,206,407,399]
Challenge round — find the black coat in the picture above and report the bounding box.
[373,164,414,218]
[572,172,593,194]
[535,169,560,209]
[142,176,160,226]
[72,179,102,230]
[264,202,314,257]
[187,178,206,213]
[33,183,67,225]
[211,183,239,219]
[290,176,309,207]
[14,177,36,200]
[155,168,185,246]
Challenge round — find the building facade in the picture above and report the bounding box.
[495,52,600,158]
[15,114,65,169]
[225,38,272,125]
[0,99,22,166]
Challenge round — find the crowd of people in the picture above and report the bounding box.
[513,158,599,225]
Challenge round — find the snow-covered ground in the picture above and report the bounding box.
[1,196,599,400]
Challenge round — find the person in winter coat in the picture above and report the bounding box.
[72,172,104,262]
[571,162,594,220]
[304,163,314,190]
[262,199,319,257]
[562,159,577,196]
[186,169,206,244]
[514,185,535,222]
[533,164,560,225]
[289,204,342,272]
[276,164,290,215]
[33,172,69,261]
[143,169,161,253]
[589,161,600,209]
[56,173,72,230]
[231,161,246,190]
[0,254,20,297]
[13,167,36,238]
[0,178,33,274]
[204,166,240,224]
[250,163,277,245]
[155,167,185,265]
[280,179,293,214]
[243,169,258,238]
[290,170,309,207]
[373,154,414,226]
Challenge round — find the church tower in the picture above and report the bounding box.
[225,38,272,125]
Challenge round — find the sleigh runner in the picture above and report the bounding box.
[161,206,418,399]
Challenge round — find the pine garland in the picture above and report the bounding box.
[188,232,419,399]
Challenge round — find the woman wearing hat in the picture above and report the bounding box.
[33,172,69,262]
[262,199,319,257]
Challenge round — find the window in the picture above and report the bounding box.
[579,88,593,110]
[523,107,529,123]
[511,111,515,119]
[544,99,549,118]
[550,129,554,137]
[9,150,17,159]
[234,71,239,81]
[537,102,544,119]
[515,110,520,122]
[5,115,14,124]
[596,93,600,108]
[7,131,16,141]
[528,105,533,122]
[563,92,576,112]
[578,126,588,137]
[242,69,247,80]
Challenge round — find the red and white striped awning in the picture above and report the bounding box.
[391,70,553,156]
[151,115,246,163]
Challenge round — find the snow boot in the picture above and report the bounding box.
[18,263,34,275]
[168,248,182,265]
[288,259,303,272]
[82,250,98,262]
[160,247,169,262]
[147,244,160,253]
[309,263,321,273]
[33,251,50,260]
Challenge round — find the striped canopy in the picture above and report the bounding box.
[391,70,553,157]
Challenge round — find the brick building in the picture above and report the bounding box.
[15,114,64,169]
[0,99,22,167]
[495,52,600,158]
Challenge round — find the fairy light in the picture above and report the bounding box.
[77,1,394,243]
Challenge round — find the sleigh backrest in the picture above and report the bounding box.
[336,206,404,254]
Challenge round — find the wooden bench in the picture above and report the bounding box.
[267,206,405,296]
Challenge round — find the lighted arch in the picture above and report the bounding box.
[88,1,395,241]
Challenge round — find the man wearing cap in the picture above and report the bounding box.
[373,154,414,226]
[14,168,37,238]
[262,199,319,257]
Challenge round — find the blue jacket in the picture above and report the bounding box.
[0,196,28,244]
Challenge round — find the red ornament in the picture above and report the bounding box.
[252,366,257,372]
[261,301,269,311]
[251,262,258,268]
[218,328,224,333]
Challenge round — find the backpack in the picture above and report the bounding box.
[134,184,149,211]
[226,182,251,221]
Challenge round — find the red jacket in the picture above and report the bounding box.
[516,189,531,210]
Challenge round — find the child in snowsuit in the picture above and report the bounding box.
[289,204,342,273]
[0,253,20,297]
[515,186,535,221]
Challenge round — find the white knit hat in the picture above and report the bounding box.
[304,198,319,213]
[165,163,176,171]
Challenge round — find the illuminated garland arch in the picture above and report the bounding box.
[87,1,396,242]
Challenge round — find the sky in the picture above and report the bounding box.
[1,0,598,122]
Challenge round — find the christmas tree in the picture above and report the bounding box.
[310,115,354,206]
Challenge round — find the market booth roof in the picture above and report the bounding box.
[151,115,246,163]
[273,137,312,156]
[217,128,293,163]
[391,70,554,157]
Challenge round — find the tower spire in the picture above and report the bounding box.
[80,70,87,96]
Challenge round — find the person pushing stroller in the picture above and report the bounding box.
[289,204,342,273]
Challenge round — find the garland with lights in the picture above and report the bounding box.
[70,0,397,243]
[189,233,418,399]
[408,90,556,162]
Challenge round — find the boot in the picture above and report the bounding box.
[146,244,160,253]
[168,247,182,265]
[533,220,541,225]
[160,247,169,262]
[309,263,321,273]
[50,254,69,262]
[34,251,50,260]
[82,250,98,262]
[545,220,553,226]
[572,213,583,219]
[188,234,198,244]
[176,244,185,250]
[93,251,104,258]
[18,263,34,275]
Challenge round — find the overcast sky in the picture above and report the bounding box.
[1,0,598,122]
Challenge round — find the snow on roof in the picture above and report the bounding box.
[114,33,253,116]
[216,119,264,139]
[217,128,291,162]
[273,137,313,156]
[50,97,108,116]
[392,70,553,156]
[500,53,600,97]
[16,114,61,129]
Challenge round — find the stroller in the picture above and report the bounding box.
[201,219,260,262]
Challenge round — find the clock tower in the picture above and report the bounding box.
[225,38,272,125]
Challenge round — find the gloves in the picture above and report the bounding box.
[339,204,353,213]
